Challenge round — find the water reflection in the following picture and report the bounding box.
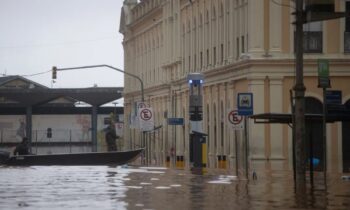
[0,166,349,210]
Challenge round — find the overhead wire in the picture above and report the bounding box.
[20,70,51,77]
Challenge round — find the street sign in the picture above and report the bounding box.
[115,122,124,137]
[168,118,184,125]
[138,107,154,131]
[237,93,253,116]
[326,90,342,105]
[228,110,244,130]
[318,59,330,88]
[137,102,149,109]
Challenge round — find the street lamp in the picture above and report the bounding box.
[52,64,144,102]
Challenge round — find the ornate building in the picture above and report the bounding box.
[120,0,350,173]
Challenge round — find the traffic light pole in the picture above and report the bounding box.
[52,64,144,102]
[52,64,145,155]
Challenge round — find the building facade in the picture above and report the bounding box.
[120,0,350,173]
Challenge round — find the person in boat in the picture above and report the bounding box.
[13,137,30,156]
[105,125,118,151]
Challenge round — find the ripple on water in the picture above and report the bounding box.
[1,167,350,210]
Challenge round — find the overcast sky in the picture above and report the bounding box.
[0,0,124,88]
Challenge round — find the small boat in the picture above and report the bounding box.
[0,149,143,166]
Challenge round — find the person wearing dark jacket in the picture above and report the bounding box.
[14,137,30,156]
[105,125,118,151]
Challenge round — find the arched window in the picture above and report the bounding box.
[213,103,217,149]
[305,97,323,171]
[220,101,224,147]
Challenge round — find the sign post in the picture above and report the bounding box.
[228,109,243,177]
[317,59,330,189]
[237,93,254,179]
[228,110,244,130]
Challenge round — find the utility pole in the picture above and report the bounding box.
[294,0,306,191]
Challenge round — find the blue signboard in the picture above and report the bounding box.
[237,93,254,116]
[326,90,342,105]
[168,118,184,125]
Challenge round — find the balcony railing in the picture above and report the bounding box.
[0,129,92,154]
[303,31,323,53]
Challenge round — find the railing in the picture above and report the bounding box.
[303,31,323,53]
[0,129,92,154]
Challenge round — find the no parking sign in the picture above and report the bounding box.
[228,110,244,130]
[138,107,154,131]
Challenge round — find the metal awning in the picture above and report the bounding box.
[250,112,350,124]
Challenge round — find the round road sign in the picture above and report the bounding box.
[140,108,152,121]
[228,110,243,125]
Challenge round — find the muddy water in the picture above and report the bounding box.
[0,166,349,210]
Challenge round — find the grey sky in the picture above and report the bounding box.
[0,0,124,88]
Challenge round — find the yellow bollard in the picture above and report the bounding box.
[202,143,207,167]
[222,155,227,169]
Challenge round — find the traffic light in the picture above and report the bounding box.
[52,66,57,79]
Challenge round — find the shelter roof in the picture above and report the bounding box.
[0,75,48,89]
[0,87,123,107]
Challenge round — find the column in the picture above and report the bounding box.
[248,77,265,159]
[269,77,284,159]
[26,106,32,153]
[91,105,98,152]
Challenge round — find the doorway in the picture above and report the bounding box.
[305,97,324,171]
[342,100,350,172]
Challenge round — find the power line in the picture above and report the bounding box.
[20,70,51,77]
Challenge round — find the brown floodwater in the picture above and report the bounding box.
[0,165,349,210]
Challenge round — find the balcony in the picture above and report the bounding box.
[303,32,323,53]
[294,31,323,53]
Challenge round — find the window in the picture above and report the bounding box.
[207,49,209,66]
[241,36,245,53]
[200,51,203,69]
[213,47,217,64]
[345,1,350,53]
[194,54,197,71]
[299,2,323,53]
[236,37,239,59]
[302,22,323,53]
[220,44,224,63]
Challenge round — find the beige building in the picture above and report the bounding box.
[120,0,350,173]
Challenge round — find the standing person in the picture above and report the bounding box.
[14,137,30,155]
[105,125,118,151]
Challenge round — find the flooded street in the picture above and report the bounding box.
[0,165,349,210]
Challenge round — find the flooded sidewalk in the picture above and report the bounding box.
[0,166,349,210]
